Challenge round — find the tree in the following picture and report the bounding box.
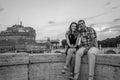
[98,35,120,47]
[61,39,67,48]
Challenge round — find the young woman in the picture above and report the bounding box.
[62,22,80,74]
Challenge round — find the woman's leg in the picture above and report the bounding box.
[87,47,99,80]
[70,53,75,75]
[64,48,76,67]
[74,47,86,79]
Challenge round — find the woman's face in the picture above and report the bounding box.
[71,24,77,32]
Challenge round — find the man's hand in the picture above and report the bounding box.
[83,48,89,55]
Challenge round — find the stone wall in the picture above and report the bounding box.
[0,53,29,80]
[0,53,120,80]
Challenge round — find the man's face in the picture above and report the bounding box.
[78,21,85,30]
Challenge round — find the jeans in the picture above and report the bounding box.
[64,48,76,67]
[74,47,99,76]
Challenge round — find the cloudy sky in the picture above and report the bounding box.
[0,0,120,41]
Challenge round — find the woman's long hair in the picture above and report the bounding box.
[69,22,78,32]
[69,22,79,38]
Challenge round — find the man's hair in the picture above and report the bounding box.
[78,20,85,24]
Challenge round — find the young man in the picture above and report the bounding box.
[74,20,99,80]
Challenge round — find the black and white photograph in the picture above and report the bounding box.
[0,0,120,80]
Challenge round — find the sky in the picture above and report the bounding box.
[0,0,120,41]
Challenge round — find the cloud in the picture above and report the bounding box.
[48,21,56,24]
[113,18,120,22]
[100,28,109,32]
[104,2,111,6]
[99,24,120,32]
[35,23,68,40]
[111,6,118,9]
[84,12,109,20]
[97,24,120,40]
[110,25,120,29]
[0,7,4,12]
[104,1,119,10]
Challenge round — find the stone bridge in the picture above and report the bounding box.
[0,53,120,80]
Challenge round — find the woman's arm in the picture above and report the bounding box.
[66,34,72,47]
[74,34,81,48]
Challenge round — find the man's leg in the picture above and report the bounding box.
[74,47,86,79]
[88,47,99,80]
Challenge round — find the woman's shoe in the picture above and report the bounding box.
[69,76,77,80]
[61,66,68,74]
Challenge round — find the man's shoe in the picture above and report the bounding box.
[73,72,79,80]
[88,75,94,80]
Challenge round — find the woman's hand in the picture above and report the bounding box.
[69,47,76,51]
[70,45,76,48]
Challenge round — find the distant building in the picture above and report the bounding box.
[0,23,60,53]
[0,24,36,52]
[36,39,60,50]
[0,24,36,43]
[50,39,60,49]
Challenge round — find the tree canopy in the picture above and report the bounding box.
[98,35,120,47]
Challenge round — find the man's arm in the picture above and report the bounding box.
[84,28,97,54]
[87,38,96,50]
[83,38,96,54]
[88,28,97,49]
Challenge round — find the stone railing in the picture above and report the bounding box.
[0,53,120,80]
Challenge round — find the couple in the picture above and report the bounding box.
[62,20,99,80]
